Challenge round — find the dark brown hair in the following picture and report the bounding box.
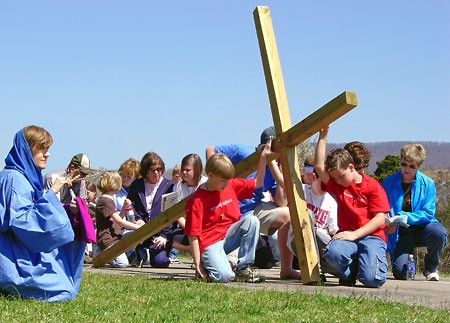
[86,181,97,193]
[139,152,165,178]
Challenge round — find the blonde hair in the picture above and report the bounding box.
[172,164,181,176]
[401,143,426,167]
[97,171,122,193]
[204,153,235,180]
[23,125,53,151]
[119,158,141,178]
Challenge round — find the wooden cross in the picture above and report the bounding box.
[93,6,357,285]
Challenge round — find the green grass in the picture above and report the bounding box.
[0,272,447,322]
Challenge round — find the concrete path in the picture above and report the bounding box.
[83,261,450,311]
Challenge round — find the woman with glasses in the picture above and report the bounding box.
[382,143,447,281]
[127,152,184,267]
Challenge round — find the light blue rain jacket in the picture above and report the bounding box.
[381,170,437,254]
[0,129,85,302]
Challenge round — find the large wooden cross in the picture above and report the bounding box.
[93,6,357,284]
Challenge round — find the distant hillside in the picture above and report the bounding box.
[327,141,450,174]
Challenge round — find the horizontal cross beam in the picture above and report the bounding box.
[234,90,357,179]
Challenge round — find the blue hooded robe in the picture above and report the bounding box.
[0,129,85,302]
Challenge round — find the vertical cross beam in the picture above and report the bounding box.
[253,6,320,283]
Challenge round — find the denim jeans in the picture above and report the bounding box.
[201,216,260,282]
[323,235,388,288]
[92,243,129,268]
[122,230,136,259]
[393,222,447,279]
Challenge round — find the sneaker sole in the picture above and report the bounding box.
[235,276,265,283]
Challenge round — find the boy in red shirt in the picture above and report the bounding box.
[185,140,274,283]
[314,127,390,287]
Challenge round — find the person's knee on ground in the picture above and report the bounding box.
[203,257,235,282]
[208,266,235,283]
[150,246,170,268]
[358,254,388,288]
[323,239,358,281]
[356,237,388,287]
[201,240,236,283]
[110,253,129,268]
[392,252,409,280]
[322,242,345,277]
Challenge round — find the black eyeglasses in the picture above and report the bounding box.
[400,162,417,170]
[149,167,163,173]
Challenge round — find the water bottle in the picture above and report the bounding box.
[125,206,136,223]
[406,254,415,281]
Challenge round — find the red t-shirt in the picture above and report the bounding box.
[184,178,255,253]
[323,174,390,242]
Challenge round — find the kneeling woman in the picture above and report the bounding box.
[0,126,85,302]
[127,152,189,267]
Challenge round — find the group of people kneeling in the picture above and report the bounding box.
[0,125,447,302]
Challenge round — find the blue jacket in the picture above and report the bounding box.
[127,177,175,240]
[382,170,437,254]
[0,129,85,302]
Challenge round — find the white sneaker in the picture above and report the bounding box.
[169,257,181,264]
[425,271,439,281]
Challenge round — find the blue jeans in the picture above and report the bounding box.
[323,236,388,288]
[92,243,129,268]
[201,216,260,282]
[393,222,447,279]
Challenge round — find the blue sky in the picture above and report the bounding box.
[1,1,449,172]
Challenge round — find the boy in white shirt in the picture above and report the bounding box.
[287,155,338,277]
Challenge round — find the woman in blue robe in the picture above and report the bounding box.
[0,126,85,302]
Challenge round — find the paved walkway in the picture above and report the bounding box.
[84,261,449,311]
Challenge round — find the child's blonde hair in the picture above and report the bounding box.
[204,153,235,179]
[23,125,53,151]
[119,158,141,178]
[97,171,122,193]
[400,143,426,167]
[172,164,181,176]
